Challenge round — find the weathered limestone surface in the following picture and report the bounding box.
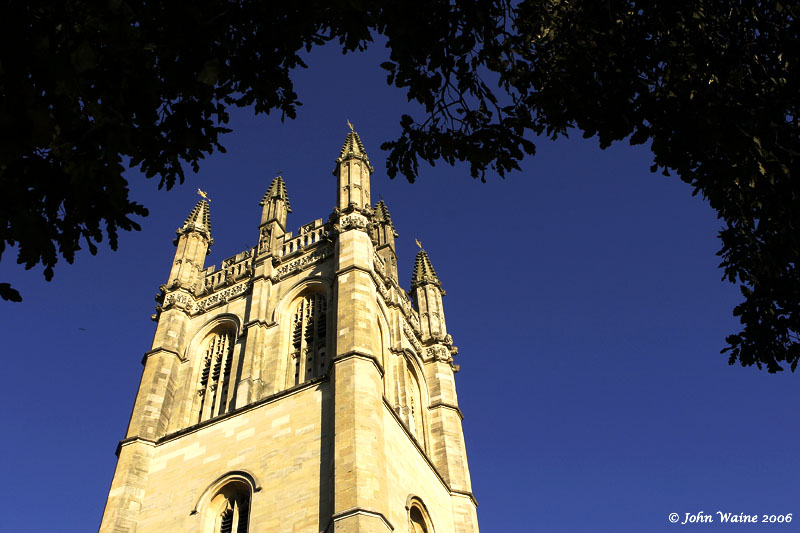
[133,385,329,532]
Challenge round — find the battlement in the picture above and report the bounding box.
[278,219,328,259]
[201,249,254,295]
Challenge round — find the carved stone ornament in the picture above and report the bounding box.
[373,252,386,278]
[163,291,195,313]
[339,212,369,231]
[375,279,390,301]
[196,281,251,312]
[258,227,271,253]
[274,245,332,279]
[402,321,423,354]
[409,312,421,333]
[426,345,452,363]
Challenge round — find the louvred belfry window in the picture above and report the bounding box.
[218,493,249,533]
[290,293,327,386]
[198,329,235,422]
[208,484,250,533]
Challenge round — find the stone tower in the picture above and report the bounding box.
[100,129,478,533]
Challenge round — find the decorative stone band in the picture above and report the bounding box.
[196,281,251,312]
[339,212,369,231]
[402,320,423,355]
[425,343,460,372]
[369,268,391,302]
[377,277,421,335]
[163,280,251,315]
[162,290,195,313]
[373,251,386,278]
[425,345,451,363]
[274,245,333,280]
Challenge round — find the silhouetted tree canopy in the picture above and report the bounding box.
[1,1,798,372]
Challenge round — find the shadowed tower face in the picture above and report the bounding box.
[100,129,479,533]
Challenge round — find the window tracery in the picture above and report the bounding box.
[289,293,328,386]
[198,328,236,422]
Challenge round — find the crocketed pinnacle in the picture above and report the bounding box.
[336,129,373,171]
[373,200,394,226]
[178,199,212,240]
[259,175,292,212]
[411,249,441,289]
[374,200,399,238]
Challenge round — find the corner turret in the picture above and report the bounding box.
[371,200,399,280]
[411,248,447,343]
[334,127,373,213]
[166,199,213,292]
[257,175,291,255]
[260,175,292,228]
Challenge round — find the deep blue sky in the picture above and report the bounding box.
[2,42,798,532]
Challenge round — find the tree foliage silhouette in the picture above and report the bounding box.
[1,1,798,372]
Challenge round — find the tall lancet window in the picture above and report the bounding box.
[198,328,236,423]
[406,365,425,445]
[289,293,327,386]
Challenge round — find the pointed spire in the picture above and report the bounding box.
[178,199,212,241]
[373,200,394,226]
[411,249,442,289]
[336,129,373,171]
[334,125,374,211]
[259,175,292,212]
[373,200,399,244]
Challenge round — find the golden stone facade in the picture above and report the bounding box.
[100,130,478,532]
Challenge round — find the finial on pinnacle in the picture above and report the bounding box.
[415,238,423,250]
[197,188,211,202]
[347,119,354,132]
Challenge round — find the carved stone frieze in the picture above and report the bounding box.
[339,212,369,231]
[162,279,252,315]
[375,279,390,301]
[162,291,195,313]
[196,281,251,312]
[274,245,332,279]
[408,312,421,332]
[402,320,423,354]
[373,252,386,278]
[426,345,451,363]
[424,343,459,371]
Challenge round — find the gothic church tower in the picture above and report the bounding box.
[100,129,478,532]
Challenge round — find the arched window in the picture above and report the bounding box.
[197,327,236,422]
[289,293,327,386]
[406,364,424,444]
[207,480,250,533]
[407,499,434,533]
